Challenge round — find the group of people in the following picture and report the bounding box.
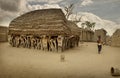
[9,35,58,51]
[9,34,103,53]
[9,35,80,52]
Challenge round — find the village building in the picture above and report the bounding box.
[79,28,94,42]
[111,29,120,47]
[106,35,112,46]
[0,26,8,42]
[9,9,80,52]
[94,28,107,43]
[67,21,80,47]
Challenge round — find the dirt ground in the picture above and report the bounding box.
[0,42,120,78]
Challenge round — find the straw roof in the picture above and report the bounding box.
[111,29,120,47]
[9,9,71,36]
[112,29,120,36]
[67,21,81,36]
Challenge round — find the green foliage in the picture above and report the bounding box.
[81,21,96,30]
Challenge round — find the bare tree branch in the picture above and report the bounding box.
[64,3,74,19]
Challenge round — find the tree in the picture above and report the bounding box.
[81,22,85,29]
[64,3,74,19]
[85,21,91,30]
[64,3,83,24]
[82,21,96,30]
[91,22,95,30]
[74,15,83,24]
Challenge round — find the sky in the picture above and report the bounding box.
[0,0,120,35]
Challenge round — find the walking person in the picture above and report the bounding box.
[97,36,103,54]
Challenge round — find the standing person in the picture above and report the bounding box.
[97,36,103,54]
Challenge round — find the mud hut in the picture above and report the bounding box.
[79,28,94,42]
[94,28,107,43]
[106,35,111,46]
[66,21,80,48]
[9,9,79,52]
[67,21,80,36]
[111,29,120,47]
[0,26,8,42]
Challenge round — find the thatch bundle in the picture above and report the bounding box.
[9,9,71,36]
[67,21,81,36]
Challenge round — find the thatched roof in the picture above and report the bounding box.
[113,29,120,36]
[111,29,120,47]
[9,9,71,36]
[67,21,81,36]
[95,28,107,34]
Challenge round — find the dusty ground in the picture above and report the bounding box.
[0,42,120,78]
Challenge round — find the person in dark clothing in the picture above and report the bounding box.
[97,36,103,54]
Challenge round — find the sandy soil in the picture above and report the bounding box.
[0,42,120,78]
